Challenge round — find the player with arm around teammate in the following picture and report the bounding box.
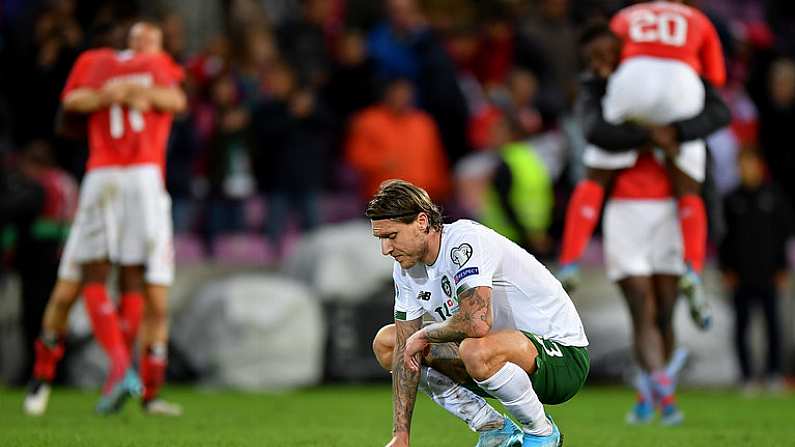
[563,21,730,425]
[23,21,186,416]
[370,180,588,447]
[559,1,727,330]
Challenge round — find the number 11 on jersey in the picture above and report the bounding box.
[109,104,145,139]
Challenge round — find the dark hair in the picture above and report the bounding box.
[365,179,443,232]
[578,20,615,47]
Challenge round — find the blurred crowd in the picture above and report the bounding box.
[0,0,795,262]
[2,0,795,389]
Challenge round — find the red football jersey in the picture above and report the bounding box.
[611,1,726,87]
[62,49,184,173]
[610,152,673,200]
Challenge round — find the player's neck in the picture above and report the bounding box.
[421,229,442,266]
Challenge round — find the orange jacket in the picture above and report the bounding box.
[346,105,451,200]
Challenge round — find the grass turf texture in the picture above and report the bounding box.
[1,385,792,446]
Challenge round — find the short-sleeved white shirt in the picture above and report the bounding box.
[393,220,588,347]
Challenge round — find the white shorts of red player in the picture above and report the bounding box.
[603,199,685,281]
[584,56,707,183]
[58,164,174,286]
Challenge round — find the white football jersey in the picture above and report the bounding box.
[393,220,588,347]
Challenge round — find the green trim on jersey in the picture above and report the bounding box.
[525,332,590,404]
[394,311,407,321]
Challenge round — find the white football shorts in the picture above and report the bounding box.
[59,164,174,285]
[603,199,685,281]
[584,56,706,182]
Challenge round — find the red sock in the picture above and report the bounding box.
[119,292,144,354]
[33,337,65,382]
[560,180,605,265]
[677,194,707,273]
[141,344,167,402]
[83,283,130,390]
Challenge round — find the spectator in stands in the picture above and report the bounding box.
[345,77,450,201]
[251,62,331,253]
[757,58,795,204]
[478,114,554,258]
[323,29,379,147]
[5,141,76,385]
[202,74,254,254]
[521,0,577,108]
[719,149,792,393]
[276,0,335,88]
[368,0,471,163]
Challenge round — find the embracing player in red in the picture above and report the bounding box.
[24,21,186,416]
[559,0,727,330]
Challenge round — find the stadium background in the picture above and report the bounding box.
[0,0,793,445]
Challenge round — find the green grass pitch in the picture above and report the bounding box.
[1,385,793,446]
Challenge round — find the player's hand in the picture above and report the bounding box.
[385,433,410,447]
[122,85,152,112]
[126,93,152,112]
[650,125,679,158]
[403,330,428,373]
[100,82,129,105]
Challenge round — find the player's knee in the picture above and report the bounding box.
[82,262,110,283]
[120,266,145,293]
[50,281,80,308]
[144,299,168,324]
[372,325,394,370]
[656,309,674,333]
[459,338,492,380]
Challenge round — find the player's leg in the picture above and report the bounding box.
[617,276,664,423]
[460,331,587,445]
[82,260,132,390]
[372,325,518,446]
[653,274,690,381]
[558,167,616,291]
[618,276,682,425]
[138,283,179,413]
[651,274,680,363]
[667,156,712,330]
[135,176,181,416]
[618,276,666,372]
[648,201,690,382]
[118,265,145,354]
[24,278,81,416]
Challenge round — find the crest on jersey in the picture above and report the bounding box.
[450,243,473,267]
[417,291,432,301]
[441,275,452,298]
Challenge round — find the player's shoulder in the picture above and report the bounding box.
[653,1,704,19]
[143,52,185,79]
[75,47,114,65]
[445,219,488,240]
[443,220,491,266]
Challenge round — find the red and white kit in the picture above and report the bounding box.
[58,49,184,285]
[603,153,684,280]
[585,1,726,182]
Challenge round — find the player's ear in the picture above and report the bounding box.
[416,212,429,233]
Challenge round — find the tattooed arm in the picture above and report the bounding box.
[388,317,423,447]
[404,287,493,372]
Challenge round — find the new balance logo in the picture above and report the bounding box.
[417,291,431,301]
